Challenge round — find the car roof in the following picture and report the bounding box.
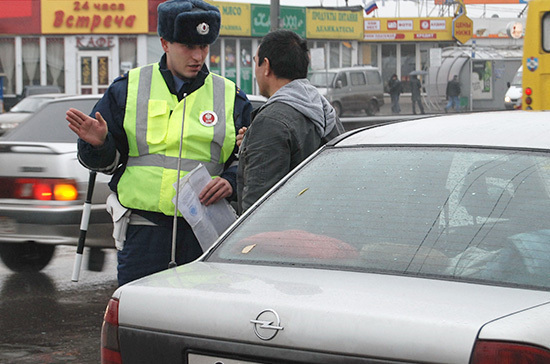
[335,111,550,151]
[25,93,74,99]
[45,94,102,103]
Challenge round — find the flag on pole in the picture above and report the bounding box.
[363,0,378,15]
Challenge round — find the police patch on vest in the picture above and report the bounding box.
[199,111,218,126]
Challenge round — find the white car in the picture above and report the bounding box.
[0,95,114,272]
[101,111,550,364]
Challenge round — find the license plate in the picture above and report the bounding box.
[188,353,260,364]
[0,216,17,234]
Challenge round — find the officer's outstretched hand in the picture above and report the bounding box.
[199,177,232,206]
[66,108,108,147]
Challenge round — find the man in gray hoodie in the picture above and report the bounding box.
[237,29,344,214]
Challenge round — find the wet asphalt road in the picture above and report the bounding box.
[0,246,118,363]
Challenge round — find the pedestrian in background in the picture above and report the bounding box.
[410,75,425,115]
[237,29,344,214]
[388,74,402,114]
[66,0,251,286]
[445,75,461,112]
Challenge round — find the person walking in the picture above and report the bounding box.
[445,75,461,112]
[410,75,425,115]
[65,0,252,286]
[237,30,344,214]
[388,74,402,114]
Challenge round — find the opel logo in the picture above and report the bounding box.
[250,309,284,341]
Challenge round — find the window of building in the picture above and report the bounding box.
[210,39,221,74]
[330,41,340,68]
[315,41,326,68]
[46,38,64,91]
[0,37,15,95]
[360,43,378,68]
[224,39,237,83]
[342,41,352,67]
[22,37,40,87]
[119,37,137,77]
[401,43,416,92]
[240,39,253,95]
[381,44,397,88]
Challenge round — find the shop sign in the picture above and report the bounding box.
[463,0,527,3]
[307,8,363,40]
[209,1,251,36]
[251,5,306,38]
[364,18,453,42]
[453,13,473,44]
[76,36,115,49]
[41,0,148,34]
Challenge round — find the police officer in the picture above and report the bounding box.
[66,0,251,286]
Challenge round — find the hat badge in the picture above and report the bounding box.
[197,22,210,35]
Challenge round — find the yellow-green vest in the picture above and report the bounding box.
[118,63,236,215]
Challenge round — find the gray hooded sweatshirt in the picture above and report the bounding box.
[237,78,344,213]
[263,78,341,138]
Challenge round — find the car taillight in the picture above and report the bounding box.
[14,178,78,201]
[101,298,121,364]
[471,340,550,364]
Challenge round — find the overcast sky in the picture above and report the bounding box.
[212,0,527,19]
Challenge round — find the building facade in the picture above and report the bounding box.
[0,0,519,110]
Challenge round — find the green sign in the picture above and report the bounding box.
[251,5,306,38]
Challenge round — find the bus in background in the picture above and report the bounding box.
[522,0,550,110]
[504,65,522,109]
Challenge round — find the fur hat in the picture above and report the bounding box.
[157,0,221,45]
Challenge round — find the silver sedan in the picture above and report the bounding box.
[102,111,550,363]
[0,95,114,272]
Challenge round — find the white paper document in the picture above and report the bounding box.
[172,164,237,252]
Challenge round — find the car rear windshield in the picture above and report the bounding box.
[210,147,550,291]
[3,98,98,143]
[10,97,51,113]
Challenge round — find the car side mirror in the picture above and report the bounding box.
[336,80,343,89]
[507,82,511,88]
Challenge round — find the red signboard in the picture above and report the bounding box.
[0,0,40,34]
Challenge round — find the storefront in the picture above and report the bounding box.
[0,0,476,109]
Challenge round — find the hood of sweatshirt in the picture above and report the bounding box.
[261,78,337,138]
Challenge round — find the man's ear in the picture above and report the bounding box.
[263,58,272,76]
[160,38,169,52]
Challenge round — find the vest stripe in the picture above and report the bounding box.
[211,74,226,163]
[126,155,224,176]
[136,64,153,156]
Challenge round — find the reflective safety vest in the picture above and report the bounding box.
[118,63,236,215]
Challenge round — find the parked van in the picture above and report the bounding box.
[308,66,384,116]
[504,65,522,109]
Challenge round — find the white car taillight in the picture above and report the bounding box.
[101,298,121,364]
[471,340,550,363]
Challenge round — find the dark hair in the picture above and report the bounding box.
[257,29,309,80]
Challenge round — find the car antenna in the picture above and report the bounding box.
[169,93,188,269]
[71,170,97,282]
